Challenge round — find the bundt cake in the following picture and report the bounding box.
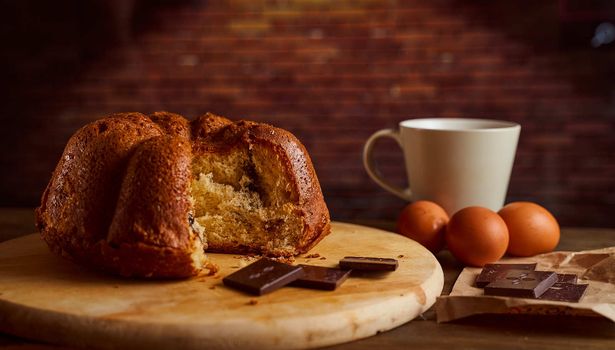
[35,112,331,278]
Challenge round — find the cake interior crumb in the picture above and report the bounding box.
[188,144,304,256]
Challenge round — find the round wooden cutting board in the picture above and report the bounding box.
[0,222,443,349]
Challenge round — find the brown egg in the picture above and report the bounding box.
[397,201,449,253]
[445,206,509,267]
[498,202,560,257]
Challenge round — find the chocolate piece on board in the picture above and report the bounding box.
[223,258,304,295]
[539,282,588,302]
[475,263,537,288]
[484,270,557,298]
[290,265,351,290]
[556,273,578,284]
[339,257,398,271]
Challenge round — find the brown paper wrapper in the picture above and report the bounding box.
[436,247,615,322]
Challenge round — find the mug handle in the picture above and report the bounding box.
[363,129,412,201]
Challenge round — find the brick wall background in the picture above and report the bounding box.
[1,0,614,227]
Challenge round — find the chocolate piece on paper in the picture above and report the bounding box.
[339,257,398,271]
[484,270,557,298]
[223,258,304,295]
[475,263,537,288]
[539,282,588,302]
[290,265,351,290]
[556,273,578,284]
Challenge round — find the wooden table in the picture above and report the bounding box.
[1,208,613,350]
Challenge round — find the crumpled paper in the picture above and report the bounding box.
[436,247,615,322]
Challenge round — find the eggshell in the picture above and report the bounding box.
[445,206,509,267]
[397,201,449,253]
[498,202,560,257]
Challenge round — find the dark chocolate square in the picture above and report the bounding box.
[475,263,537,288]
[223,258,304,296]
[290,265,351,290]
[539,282,588,302]
[556,273,578,284]
[484,269,557,298]
[339,257,398,271]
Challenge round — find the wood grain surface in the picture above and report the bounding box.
[1,210,614,350]
[0,222,443,349]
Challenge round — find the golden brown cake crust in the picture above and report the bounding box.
[247,123,331,254]
[36,112,330,278]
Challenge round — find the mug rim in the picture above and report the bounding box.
[399,118,520,132]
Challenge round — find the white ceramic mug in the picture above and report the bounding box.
[363,118,521,215]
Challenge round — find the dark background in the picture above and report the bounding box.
[1,0,614,227]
